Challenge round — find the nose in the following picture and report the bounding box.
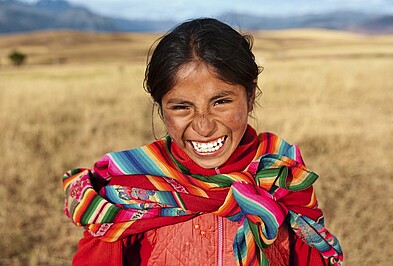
[191,113,217,137]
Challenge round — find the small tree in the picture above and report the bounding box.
[8,50,27,66]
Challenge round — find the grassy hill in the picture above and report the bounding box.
[1,29,393,65]
[0,30,159,65]
[0,29,392,265]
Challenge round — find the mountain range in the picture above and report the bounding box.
[1,0,392,34]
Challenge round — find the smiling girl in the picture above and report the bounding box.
[63,18,343,266]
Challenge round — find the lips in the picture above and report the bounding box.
[190,136,226,154]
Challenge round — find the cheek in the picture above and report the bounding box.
[163,113,186,144]
[234,111,248,122]
[163,113,177,133]
[228,110,249,130]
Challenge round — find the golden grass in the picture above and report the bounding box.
[0,29,392,265]
[0,30,159,65]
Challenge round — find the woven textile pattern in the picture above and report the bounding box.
[63,132,343,266]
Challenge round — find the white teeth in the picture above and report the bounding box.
[191,136,225,153]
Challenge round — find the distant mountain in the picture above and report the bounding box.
[219,11,389,32]
[0,0,176,34]
[35,0,77,14]
[352,15,393,34]
[0,0,392,34]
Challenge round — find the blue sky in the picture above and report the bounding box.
[22,0,393,21]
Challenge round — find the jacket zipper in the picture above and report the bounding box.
[215,167,224,266]
[218,216,224,266]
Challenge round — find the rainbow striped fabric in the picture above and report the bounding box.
[63,132,343,266]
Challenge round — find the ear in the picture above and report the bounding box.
[247,80,257,112]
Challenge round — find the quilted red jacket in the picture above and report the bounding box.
[74,213,327,266]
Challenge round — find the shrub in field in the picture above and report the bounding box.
[8,50,27,66]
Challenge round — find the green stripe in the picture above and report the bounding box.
[287,172,318,191]
[255,167,282,188]
[276,166,289,188]
[260,253,270,266]
[165,136,191,174]
[63,168,84,181]
[256,166,318,191]
[100,205,120,222]
[80,196,102,224]
[173,191,187,209]
[191,174,233,187]
[248,220,270,249]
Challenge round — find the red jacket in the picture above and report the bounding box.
[72,128,329,265]
[74,214,327,265]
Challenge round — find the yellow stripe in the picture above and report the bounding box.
[63,170,87,191]
[110,221,135,241]
[90,201,113,224]
[146,175,172,191]
[304,190,317,208]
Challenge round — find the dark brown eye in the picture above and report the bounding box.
[171,105,189,110]
[213,99,232,106]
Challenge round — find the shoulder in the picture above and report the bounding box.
[257,132,305,165]
[104,137,169,160]
[94,137,170,178]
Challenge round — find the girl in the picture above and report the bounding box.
[63,18,343,266]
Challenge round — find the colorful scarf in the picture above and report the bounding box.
[63,132,343,266]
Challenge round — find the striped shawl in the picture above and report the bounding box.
[63,132,343,266]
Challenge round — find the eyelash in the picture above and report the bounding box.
[170,99,232,110]
[214,99,232,106]
[171,105,189,110]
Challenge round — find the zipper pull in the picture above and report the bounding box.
[215,167,221,174]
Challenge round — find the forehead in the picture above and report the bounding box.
[175,61,217,82]
[163,62,244,100]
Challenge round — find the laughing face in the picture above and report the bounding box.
[161,62,254,169]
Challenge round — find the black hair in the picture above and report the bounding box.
[144,18,262,113]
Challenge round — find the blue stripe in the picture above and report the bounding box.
[105,187,123,203]
[133,149,166,176]
[109,149,167,176]
[277,140,291,156]
[111,151,145,174]
[284,145,295,160]
[156,191,178,207]
[232,188,279,239]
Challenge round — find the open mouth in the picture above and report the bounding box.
[190,136,226,154]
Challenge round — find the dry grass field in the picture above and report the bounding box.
[0,28,392,265]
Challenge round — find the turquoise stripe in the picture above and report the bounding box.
[160,207,187,216]
[105,186,179,208]
[283,145,296,160]
[133,149,166,176]
[156,191,179,207]
[233,225,248,261]
[105,187,123,203]
[232,186,279,240]
[109,149,166,176]
[277,140,291,156]
[289,211,343,256]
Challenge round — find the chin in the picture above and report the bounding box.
[195,160,222,169]
[188,153,228,169]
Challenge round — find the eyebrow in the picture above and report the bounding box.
[166,98,193,105]
[166,90,237,105]
[209,90,237,102]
